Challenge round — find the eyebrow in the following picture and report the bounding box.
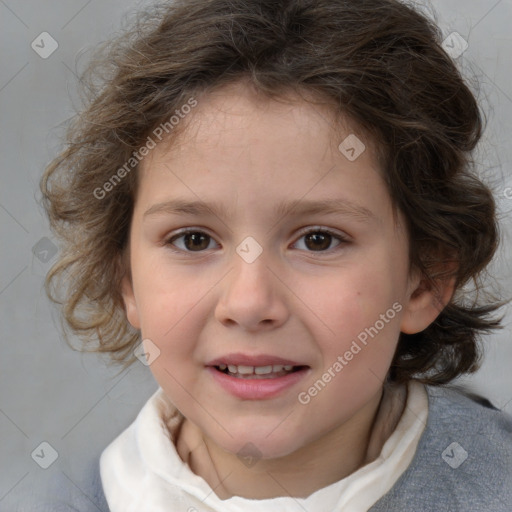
[143,198,376,224]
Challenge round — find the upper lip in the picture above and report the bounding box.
[206,353,307,367]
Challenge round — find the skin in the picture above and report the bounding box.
[121,81,453,499]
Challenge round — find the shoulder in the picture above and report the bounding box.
[425,383,512,438]
[371,383,512,512]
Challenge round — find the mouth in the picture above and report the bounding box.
[206,353,310,400]
[213,364,308,379]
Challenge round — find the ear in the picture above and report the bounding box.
[400,269,456,335]
[121,273,141,330]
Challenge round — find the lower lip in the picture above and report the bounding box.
[207,367,309,400]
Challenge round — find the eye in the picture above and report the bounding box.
[166,229,219,252]
[292,228,348,253]
[165,227,349,254]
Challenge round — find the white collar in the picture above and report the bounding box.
[100,380,428,512]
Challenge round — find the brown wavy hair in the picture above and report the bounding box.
[41,0,506,384]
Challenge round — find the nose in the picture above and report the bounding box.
[214,251,290,332]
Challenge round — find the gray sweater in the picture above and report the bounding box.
[369,385,512,512]
[24,384,512,512]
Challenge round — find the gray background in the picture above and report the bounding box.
[1,0,511,509]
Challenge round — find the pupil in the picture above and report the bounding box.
[305,232,330,251]
[185,232,209,251]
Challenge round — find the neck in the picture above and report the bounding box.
[176,383,405,500]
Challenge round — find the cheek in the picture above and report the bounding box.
[133,253,203,332]
[133,280,201,368]
[298,263,403,362]
[138,283,205,407]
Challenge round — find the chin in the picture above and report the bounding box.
[211,424,307,461]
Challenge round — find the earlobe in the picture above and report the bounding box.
[400,274,456,335]
[121,274,141,330]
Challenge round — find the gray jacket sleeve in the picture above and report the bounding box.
[370,385,512,512]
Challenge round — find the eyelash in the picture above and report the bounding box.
[164,227,350,255]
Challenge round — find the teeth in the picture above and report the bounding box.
[237,365,254,375]
[219,364,296,375]
[254,365,273,375]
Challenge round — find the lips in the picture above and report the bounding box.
[205,353,309,391]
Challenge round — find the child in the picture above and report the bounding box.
[41,0,512,510]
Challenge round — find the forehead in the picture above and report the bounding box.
[146,81,381,167]
[136,82,397,228]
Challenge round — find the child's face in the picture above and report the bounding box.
[122,83,425,459]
